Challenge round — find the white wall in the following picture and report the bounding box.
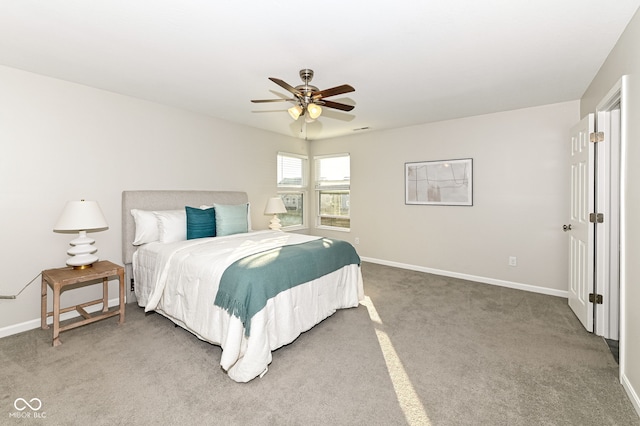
[0,65,306,332]
[581,7,640,416]
[311,101,579,296]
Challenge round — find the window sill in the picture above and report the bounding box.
[315,225,351,233]
[281,225,308,232]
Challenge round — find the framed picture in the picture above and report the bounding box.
[405,158,473,206]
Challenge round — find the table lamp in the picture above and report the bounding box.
[54,200,109,269]
[264,197,287,230]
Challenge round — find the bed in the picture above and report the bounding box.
[121,190,364,382]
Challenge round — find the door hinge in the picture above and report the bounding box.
[590,131,604,143]
[589,213,604,223]
[589,293,603,304]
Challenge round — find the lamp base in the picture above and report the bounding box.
[268,215,282,231]
[65,230,99,268]
[72,263,94,270]
[66,253,98,269]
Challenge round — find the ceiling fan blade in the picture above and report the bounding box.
[251,99,296,103]
[312,84,355,99]
[268,78,302,96]
[320,100,355,112]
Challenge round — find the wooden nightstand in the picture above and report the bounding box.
[41,260,125,346]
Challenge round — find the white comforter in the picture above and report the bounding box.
[133,230,364,382]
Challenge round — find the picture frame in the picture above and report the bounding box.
[405,158,473,206]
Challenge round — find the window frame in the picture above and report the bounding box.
[314,153,351,232]
[277,152,308,231]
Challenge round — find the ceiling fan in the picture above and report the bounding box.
[251,69,355,121]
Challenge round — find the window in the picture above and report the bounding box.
[315,154,350,230]
[277,153,307,229]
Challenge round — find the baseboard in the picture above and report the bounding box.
[0,297,122,339]
[361,257,568,298]
[621,372,640,418]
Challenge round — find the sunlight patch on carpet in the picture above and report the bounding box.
[362,296,431,426]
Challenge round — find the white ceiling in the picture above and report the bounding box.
[1,1,639,140]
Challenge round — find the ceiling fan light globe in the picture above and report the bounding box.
[307,103,322,119]
[288,105,303,120]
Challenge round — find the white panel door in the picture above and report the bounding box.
[567,114,594,331]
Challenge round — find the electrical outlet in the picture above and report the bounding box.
[508,256,517,267]
[354,237,360,245]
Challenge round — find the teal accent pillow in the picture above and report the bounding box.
[185,206,216,240]
[214,203,248,236]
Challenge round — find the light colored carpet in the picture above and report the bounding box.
[1,262,638,425]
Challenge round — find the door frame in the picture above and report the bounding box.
[595,76,627,376]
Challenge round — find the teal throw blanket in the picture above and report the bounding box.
[214,238,360,336]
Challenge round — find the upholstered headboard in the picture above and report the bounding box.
[121,190,248,266]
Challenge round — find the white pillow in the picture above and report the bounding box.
[154,210,187,243]
[130,209,160,246]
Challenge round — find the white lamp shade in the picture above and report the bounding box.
[264,197,287,215]
[54,200,109,231]
[288,105,303,120]
[307,103,322,119]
